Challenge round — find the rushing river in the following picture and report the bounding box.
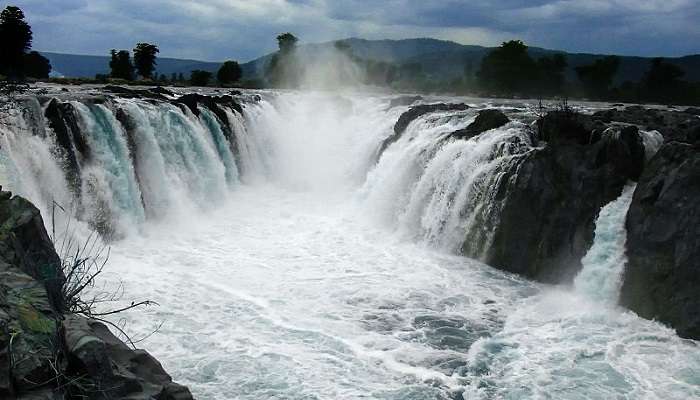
[1,89,698,399]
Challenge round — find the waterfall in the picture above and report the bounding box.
[361,109,533,254]
[573,183,637,303]
[0,95,244,238]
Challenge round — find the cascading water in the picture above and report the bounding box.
[360,108,533,255]
[574,183,637,303]
[0,89,698,400]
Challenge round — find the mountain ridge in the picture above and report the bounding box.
[41,38,700,83]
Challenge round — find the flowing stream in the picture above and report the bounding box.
[0,89,698,399]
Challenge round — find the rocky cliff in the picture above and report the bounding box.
[0,188,192,399]
[620,141,700,339]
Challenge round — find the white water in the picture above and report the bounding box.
[1,91,699,399]
[574,183,637,303]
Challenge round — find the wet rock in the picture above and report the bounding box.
[595,125,646,181]
[387,95,422,109]
[451,109,509,140]
[0,190,63,396]
[175,93,243,117]
[148,86,175,97]
[537,110,604,145]
[476,111,646,282]
[0,190,64,310]
[0,189,193,398]
[63,315,193,400]
[593,106,700,144]
[103,85,168,101]
[377,103,470,158]
[620,142,700,340]
[393,103,471,137]
[44,99,89,194]
[683,107,700,116]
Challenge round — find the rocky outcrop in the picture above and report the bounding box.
[0,188,193,399]
[62,316,191,399]
[593,106,700,144]
[44,99,89,194]
[377,103,470,158]
[451,109,509,140]
[472,111,647,282]
[386,95,422,109]
[175,93,243,117]
[620,142,700,339]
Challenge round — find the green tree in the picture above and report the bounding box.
[190,70,212,86]
[133,43,159,79]
[575,56,620,99]
[177,73,185,82]
[477,40,537,94]
[536,53,568,95]
[0,6,33,79]
[171,72,177,83]
[109,50,135,81]
[217,61,242,85]
[277,33,299,54]
[23,51,51,78]
[642,58,685,103]
[265,33,301,87]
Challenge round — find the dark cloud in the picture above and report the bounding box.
[2,0,698,61]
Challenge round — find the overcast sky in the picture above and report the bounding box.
[5,0,700,62]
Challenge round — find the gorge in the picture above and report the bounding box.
[0,85,699,399]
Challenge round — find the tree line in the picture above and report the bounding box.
[472,40,699,105]
[0,5,245,87]
[0,6,51,80]
[106,45,243,87]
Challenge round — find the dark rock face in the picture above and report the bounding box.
[175,93,244,168]
[377,103,470,158]
[386,95,422,109]
[593,106,700,144]
[620,142,700,339]
[0,189,64,397]
[538,110,605,145]
[474,111,646,283]
[0,190,64,311]
[176,93,243,117]
[103,85,169,101]
[451,109,509,140]
[44,99,89,194]
[0,189,193,399]
[63,316,192,400]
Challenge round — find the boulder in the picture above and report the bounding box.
[175,93,243,117]
[0,189,63,396]
[103,86,169,101]
[620,142,700,339]
[451,109,509,140]
[0,189,193,398]
[44,99,89,194]
[386,95,422,109]
[0,190,64,310]
[63,315,193,400]
[593,106,700,144]
[470,111,646,282]
[537,110,605,146]
[377,103,470,158]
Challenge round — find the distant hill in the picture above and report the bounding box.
[42,38,700,85]
[41,52,221,78]
[241,38,700,84]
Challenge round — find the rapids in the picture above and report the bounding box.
[0,89,698,399]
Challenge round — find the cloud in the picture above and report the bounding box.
[2,0,698,61]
